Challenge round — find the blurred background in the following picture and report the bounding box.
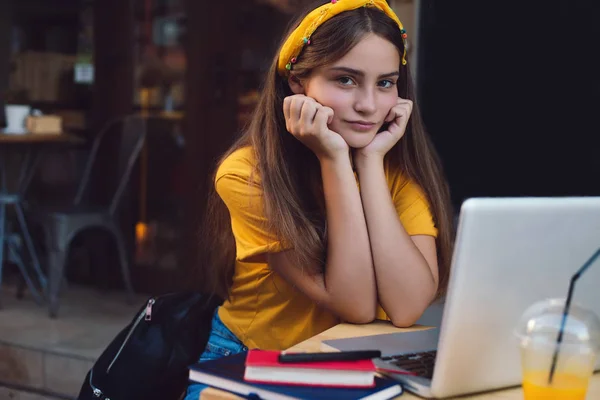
[0,0,597,398]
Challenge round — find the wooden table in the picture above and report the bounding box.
[0,132,84,196]
[0,132,84,144]
[200,320,600,399]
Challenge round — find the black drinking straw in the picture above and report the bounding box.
[548,247,600,385]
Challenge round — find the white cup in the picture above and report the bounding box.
[3,104,32,134]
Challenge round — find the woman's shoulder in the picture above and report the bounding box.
[385,162,410,187]
[216,146,258,181]
[214,146,263,207]
[384,163,427,198]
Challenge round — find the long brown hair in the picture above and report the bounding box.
[197,0,454,301]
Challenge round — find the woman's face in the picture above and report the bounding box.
[291,33,401,149]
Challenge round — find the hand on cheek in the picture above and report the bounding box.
[355,97,413,160]
[283,94,349,160]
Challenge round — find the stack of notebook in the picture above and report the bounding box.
[188,350,403,399]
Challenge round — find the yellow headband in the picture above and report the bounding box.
[278,0,408,77]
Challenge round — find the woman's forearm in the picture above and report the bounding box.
[319,155,376,322]
[356,156,437,326]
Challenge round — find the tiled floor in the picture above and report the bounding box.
[0,283,148,399]
[0,386,50,400]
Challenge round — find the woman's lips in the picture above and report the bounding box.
[346,120,377,131]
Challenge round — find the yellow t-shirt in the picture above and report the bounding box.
[216,147,438,350]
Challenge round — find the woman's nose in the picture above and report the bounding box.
[354,88,377,114]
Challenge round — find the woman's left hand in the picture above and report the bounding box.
[355,97,413,161]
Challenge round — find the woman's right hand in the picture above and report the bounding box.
[283,95,348,160]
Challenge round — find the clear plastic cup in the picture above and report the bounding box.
[515,298,600,399]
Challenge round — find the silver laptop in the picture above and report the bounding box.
[324,197,600,398]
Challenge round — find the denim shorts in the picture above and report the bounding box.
[184,308,248,400]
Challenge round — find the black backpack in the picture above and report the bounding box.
[77,292,222,400]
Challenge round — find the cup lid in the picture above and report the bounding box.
[515,298,600,350]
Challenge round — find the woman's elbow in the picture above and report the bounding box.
[388,306,426,328]
[390,314,419,328]
[388,289,437,327]
[344,313,376,325]
[338,304,376,324]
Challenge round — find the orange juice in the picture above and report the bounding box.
[522,370,589,400]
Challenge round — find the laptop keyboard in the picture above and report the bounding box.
[381,350,437,379]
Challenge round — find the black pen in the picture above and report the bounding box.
[278,350,381,364]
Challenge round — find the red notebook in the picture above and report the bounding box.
[244,349,377,388]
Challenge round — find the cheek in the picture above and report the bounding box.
[307,87,349,115]
[381,94,399,114]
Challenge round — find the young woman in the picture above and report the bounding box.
[186,0,454,397]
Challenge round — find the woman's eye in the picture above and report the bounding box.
[379,80,396,89]
[338,76,355,85]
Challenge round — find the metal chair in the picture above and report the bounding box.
[0,145,48,307]
[27,116,147,317]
